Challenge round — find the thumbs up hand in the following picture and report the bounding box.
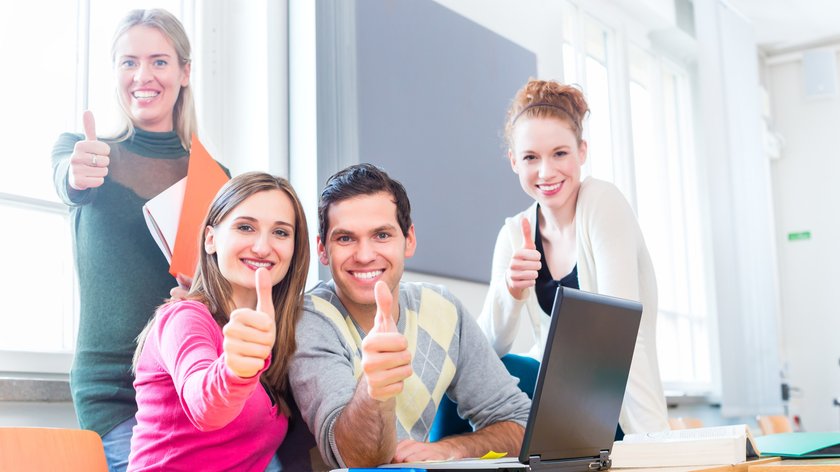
[68,111,111,191]
[506,218,542,300]
[361,281,412,402]
[222,268,276,379]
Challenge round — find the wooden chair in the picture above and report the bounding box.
[0,427,108,471]
[668,416,705,429]
[756,415,794,435]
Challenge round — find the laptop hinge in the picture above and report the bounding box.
[528,452,611,471]
[597,449,611,470]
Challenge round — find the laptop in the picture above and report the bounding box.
[377,286,643,471]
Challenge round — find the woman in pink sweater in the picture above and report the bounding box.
[128,172,310,471]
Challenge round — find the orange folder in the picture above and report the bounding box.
[169,136,229,278]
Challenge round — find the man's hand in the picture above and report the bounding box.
[68,111,111,191]
[222,268,276,378]
[393,439,462,463]
[394,421,524,464]
[506,218,541,300]
[360,280,412,401]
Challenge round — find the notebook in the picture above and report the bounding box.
[375,286,643,471]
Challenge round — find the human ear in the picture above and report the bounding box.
[204,225,216,254]
[181,61,191,87]
[508,149,519,174]
[404,225,417,259]
[317,235,329,266]
[578,140,588,166]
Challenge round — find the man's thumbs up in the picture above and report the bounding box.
[69,110,111,191]
[371,280,397,334]
[506,218,542,300]
[361,280,412,402]
[223,268,277,379]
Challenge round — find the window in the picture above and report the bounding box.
[582,16,615,183]
[0,0,182,372]
[560,5,617,183]
[628,45,711,391]
[561,2,714,393]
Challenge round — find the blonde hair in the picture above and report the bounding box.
[135,173,310,416]
[504,79,589,149]
[110,9,196,150]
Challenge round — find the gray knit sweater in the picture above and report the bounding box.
[289,280,531,468]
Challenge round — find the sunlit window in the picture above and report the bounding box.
[582,16,614,183]
[628,44,711,390]
[0,0,181,369]
[561,1,713,393]
[561,3,579,84]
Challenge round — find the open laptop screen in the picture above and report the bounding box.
[520,287,642,466]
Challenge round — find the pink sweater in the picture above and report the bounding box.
[128,300,288,471]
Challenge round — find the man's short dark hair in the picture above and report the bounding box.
[318,163,412,244]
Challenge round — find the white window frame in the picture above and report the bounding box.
[0,0,193,376]
[561,0,716,395]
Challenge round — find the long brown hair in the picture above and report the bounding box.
[135,172,309,416]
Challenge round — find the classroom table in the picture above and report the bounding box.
[622,457,840,472]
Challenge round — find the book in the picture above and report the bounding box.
[610,424,760,468]
[142,177,186,264]
[141,136,229,279]
[756,432,840,458]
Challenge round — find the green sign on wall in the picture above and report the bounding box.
[787,231,811,241]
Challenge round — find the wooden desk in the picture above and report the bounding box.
[750,458,840,472]
[618,457,780,472]
[619,457,840,472]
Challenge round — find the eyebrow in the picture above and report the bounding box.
[329,224,397,238]
[370,224,397,234]
[233,215,294,228]
[118,53,174,59]
[518,145,571,155]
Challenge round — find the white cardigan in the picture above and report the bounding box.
[477,178,669,434]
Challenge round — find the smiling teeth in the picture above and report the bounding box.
[354,270,382,280]
[540,183,561,191]
[246,260,272,268]
[133,91,159,98]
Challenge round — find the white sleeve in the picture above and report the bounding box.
[476,221,529,356]
[579,182,668,434]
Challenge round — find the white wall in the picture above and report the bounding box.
[194,0,288,176]
[0,402,77,429]
[766,48,840,431]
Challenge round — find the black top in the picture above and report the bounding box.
[534,205,580,315]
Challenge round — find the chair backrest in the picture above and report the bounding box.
[668,417,704,430]
[0,427,108,472]
[756,415,794,435]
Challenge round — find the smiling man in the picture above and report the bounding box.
[288,164,530,469]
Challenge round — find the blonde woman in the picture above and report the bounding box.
[50,9,202,470]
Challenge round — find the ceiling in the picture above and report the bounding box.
[726,0,840,53]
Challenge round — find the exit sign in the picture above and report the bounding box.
[788,231,812,241]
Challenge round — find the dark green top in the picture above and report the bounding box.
[52,129,189,436]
